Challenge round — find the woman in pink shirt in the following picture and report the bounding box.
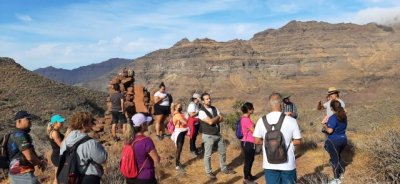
[240,102,256,184]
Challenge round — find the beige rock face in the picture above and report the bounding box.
[81,21,400,113]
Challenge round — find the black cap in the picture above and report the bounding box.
[14,110,31,120]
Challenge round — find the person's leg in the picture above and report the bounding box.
[190,124,200,152]
[176,131,186,167]
[336,139,347,178]
[281,169,297,184]
[78,175,101,184]
[217,136,227,171]
[325,139,340,179]
[111,111,118,138]
[264,169,280,184]
[154,115,162,137]
[202,134,215,174]
[243,142,256,180]
[160,115,167,136]
[53,167,58,184]
[9,172,41,184]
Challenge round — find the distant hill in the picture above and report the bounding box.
[34,58,131,90]
[0,57,107,133]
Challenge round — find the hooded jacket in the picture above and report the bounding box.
[60,130,107,177]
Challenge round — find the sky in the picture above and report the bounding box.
[0,0,399,70]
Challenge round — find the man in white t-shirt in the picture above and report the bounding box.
[198,93,236,179]
[253,93,302,184]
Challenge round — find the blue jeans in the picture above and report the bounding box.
[264,169,296,184]
[202,134,227,173]
[325,138,347,179]
[9,172,40,184]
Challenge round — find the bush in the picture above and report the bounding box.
[223,100,244,131]
[368,130,400,182]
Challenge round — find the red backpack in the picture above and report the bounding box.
[120,136,148,178]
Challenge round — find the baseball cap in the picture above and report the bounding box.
[131,113,153,127]
[50,114,65,124]
[192,93,201,99]
[14,110,31,120]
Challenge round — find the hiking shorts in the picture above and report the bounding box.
[153,105,170,116]
[112,111,127,124]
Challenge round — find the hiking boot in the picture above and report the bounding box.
[207,172,217,179]
[113,136,119,142]
[222,169,236,174]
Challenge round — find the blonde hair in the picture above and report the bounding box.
[123,124,134,145]
[69,112,94,130]
[171,101,182,112]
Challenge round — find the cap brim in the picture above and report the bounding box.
[145,116,153,123]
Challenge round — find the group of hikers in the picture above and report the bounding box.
[2,82,347,184]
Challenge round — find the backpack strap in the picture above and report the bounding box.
[275,113,286,131]
[262,115,272,132]
[262,113,285,131]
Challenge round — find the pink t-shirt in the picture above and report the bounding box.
[240,116,255,143]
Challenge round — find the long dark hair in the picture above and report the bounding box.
[330,100,347,122]
[241,102,254,113]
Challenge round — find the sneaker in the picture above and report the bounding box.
[156,135,163,141]
[222,169,236,174]
[190,151,199,158]
[328,179,341,184]
[243,179,257,184]
[113,136,119,142]
[339,173,344,180]
[207,173,217,179]
[175,165,185,172]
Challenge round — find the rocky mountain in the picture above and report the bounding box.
[34,58,131,90]
[121,21,400,113]
[0,57,107,133]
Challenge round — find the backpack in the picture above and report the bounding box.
[235,117,243,139]
[57,136,92,184]
[120,137,148,178]
[0,132,11,169]
[262,113,290,164]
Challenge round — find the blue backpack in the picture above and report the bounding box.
[235,117,243,139]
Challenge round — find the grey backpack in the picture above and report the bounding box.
[262,113,289,164]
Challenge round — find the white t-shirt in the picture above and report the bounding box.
[187,102,200,118]
[198,106,221,122]
[154,91,170,106]
[323,99,345,117]
[253,111,301,170]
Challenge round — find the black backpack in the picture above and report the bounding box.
[0,132,12,169]
[262,113,290,164]
[57,136,92,184]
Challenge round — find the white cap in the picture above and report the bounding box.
[131,113,153,127]
[192,93,201,99]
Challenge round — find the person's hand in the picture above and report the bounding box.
[284,112,293,116]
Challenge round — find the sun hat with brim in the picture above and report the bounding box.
[50,114,65,125]
[327,87,340,95]
[192,93,201,100]
[281,93,291,99]
[131,113,153,127]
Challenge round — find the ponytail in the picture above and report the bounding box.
[123,124,134,145]
[330,100,347,122]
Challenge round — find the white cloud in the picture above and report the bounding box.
[353,7,400,25]
[15,14,32,22]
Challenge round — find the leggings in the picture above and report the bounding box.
[241,141,255,180]
[190,124,200,152]
[176,131,187,166]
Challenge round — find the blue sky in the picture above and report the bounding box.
[1,0,399,70]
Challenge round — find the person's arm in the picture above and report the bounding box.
[21,149,42,166]
[317,101,325,110]
[202,116,220,125]
[153,92,165,104]
[323,124,334,134]
[51,131,63,147]
[292,120,302,146]
[178,115,187,125]
[149,149,160,164]
[88,140,108,164]
[252,119,264,145]
[292,104,298,118]
[292,139,302,146]
[120,98,124,112]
